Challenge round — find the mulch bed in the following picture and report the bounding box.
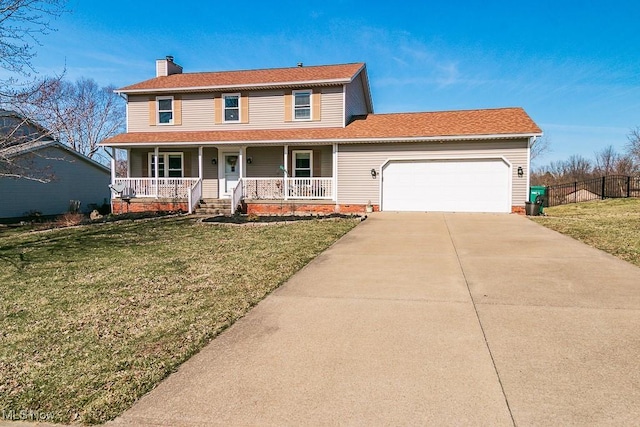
[202,213,365,224]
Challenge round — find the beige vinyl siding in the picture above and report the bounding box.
[0,146,110,218]
[127,87,344,132]
[344,73,369,123]
[246,146,283,178]
[337,140,529,206]
[245,145,333,178]
[202,147,218,198]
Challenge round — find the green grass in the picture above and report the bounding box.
[531,198,640,267]
[0,217,359,424]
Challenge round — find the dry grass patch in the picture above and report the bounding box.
[531,198,640,266]
[0,217,359,424]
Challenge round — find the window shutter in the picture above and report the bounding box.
[312,90,321,121]
[183,151,191,177]
[214,95,222,124]
[240,92,249,123]
[284,90,292,122]
[148,98,156,126]
[313,149,321,177]
[174,95,182,126]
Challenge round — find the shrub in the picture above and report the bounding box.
[55,212,85,227]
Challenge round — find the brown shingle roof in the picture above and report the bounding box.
[102,108,542,145]
[118,63,365,92]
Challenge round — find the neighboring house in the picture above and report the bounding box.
[0,110,111,219]
[101,57,542,214]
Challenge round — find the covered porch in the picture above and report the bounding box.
[109,144,337,214]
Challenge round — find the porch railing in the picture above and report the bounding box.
[231,179,244,214]
[242,177,334,200]
[113,178,201,199]
[188,179,202,214]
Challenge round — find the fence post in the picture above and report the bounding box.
[601,176,606,199]
[627,176,631,198]
[574,182,577,203]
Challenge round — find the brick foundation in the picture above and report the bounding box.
[511,206,526,215]
[111,199,188,214]
[245,202,379,215]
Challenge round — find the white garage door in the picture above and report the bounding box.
[382,159,510,213]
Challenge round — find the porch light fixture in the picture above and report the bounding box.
[211,158,217,165]
[517,166,524,177]
[247,157,253,164]
[370,168,377,178]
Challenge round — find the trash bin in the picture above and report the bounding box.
[529,185,547,214]
[525,201,541,216]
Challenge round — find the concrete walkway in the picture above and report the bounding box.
[111,213,640,426]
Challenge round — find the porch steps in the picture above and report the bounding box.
[194,199,232,216]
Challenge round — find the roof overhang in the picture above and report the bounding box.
[116,72,365,95]
[101,132,542,148]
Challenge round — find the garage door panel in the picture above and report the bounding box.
[382,159,510,213]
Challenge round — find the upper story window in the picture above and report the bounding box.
[293,90,311,120]
[157,96,173,125]
[223,94,240,122]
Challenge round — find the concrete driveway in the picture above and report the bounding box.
[111,213,640,426]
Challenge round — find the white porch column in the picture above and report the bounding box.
[239,146,245,178]
[284,145,289,201]
[332,143,338,203]
[198,146,203,181]
[154,146,159,198]
[110,147,116,199]
[110,147,116,184]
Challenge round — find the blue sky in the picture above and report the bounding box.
[16,0,640,166]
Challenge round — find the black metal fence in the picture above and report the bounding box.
[546,175,640,207]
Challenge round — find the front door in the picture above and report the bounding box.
[224,154,240,193]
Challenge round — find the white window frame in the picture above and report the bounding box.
[156,96,174,125]
[222,93,241,123]
[292,150,313,177]
[292,89,312,121]
[148,152,184,178]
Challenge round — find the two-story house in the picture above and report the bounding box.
[102,57,542,215]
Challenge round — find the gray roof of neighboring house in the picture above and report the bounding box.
[0,110,110,173]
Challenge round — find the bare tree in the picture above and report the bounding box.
[563,154,593,182]
[627,126,640,163]
[0,0,67,180]
[14,77,125,163]
[530,135,551,162]
[0,0,66,81]
[594,145,619,176]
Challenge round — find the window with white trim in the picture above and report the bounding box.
[293,150,313,177]
[157,96,174,124]
[293,90,311,120]
[148,152,183,178]
[223,93,240,122]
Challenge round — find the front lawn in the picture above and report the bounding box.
[531,198,640,267]
[0,217,358,424]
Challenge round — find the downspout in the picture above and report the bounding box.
[527,136,536,203]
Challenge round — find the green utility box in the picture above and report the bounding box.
[529,186,547,214]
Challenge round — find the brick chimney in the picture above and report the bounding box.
[156,55,183,77]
